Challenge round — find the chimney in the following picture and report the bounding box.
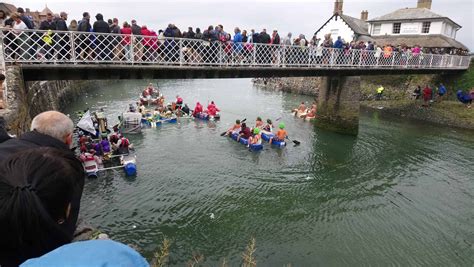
[360,10,368,21]
[417,0,432,9]
[333,0,343,15]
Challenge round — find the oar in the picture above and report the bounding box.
[220,118,246,136]
[286,136,301,146]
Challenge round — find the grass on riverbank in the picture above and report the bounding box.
[361,100,474,130]
[150,237,270,267]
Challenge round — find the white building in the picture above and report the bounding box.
[314,0,370,44]
[314,0,468,53]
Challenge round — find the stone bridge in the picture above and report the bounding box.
[0,28,470,134]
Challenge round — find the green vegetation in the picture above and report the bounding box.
[440,59,474,93]
[149,237,270,267]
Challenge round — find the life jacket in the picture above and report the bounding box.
[120,138,130,148]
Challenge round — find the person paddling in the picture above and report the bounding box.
[263,119,273,132]
[226,119,241,136]
[254,117,264,130]
[206,101,220,117]
[237,122,251,142]
[192,102,203,117]
[176,95,183,108]
[248,127,262,147]
[270,122,288,144]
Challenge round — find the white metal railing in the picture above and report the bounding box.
[0,28,470,70]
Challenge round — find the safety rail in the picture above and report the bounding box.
[0,28,470,69]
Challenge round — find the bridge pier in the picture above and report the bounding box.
[316,76,360,135]
[1,66,31,135]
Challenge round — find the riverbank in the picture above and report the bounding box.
[361,100,474,130]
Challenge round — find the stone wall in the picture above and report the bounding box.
[0,66,92,135]
[252,77,321,97]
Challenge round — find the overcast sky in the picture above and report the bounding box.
[8,0,473,50]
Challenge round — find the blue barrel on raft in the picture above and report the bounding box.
[124,162,137,176]
[230,132,263,151]
[261,132,286,148]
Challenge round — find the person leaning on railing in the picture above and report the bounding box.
[8,13,30,60]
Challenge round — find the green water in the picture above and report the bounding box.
[65,79,474,266]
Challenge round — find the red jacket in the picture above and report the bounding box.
[121,27,132,45]
[150,31,158,49]
[141,27,151,46]
[193,103,203,115]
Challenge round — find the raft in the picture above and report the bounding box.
[261,131,286,148]
[141,117,177,128]
[194,112,221,121]
[230,132,263,151]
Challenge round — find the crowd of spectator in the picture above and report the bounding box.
[0,7,470,65]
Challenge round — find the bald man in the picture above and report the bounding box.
[0,110,85,238]
[0,111,75,161]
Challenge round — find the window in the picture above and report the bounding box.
[331,29,339,36]
[422,22,431,33]
[372,24,381,35]
[392,23,401,34]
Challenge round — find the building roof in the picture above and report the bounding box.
[340,14,369,36]
[368,8,461,28]
[315,13,370,37]
[0,3,17,14]
[370,34,468,50]
[39,5,53,16]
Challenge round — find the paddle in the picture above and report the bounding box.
[220,118,246,136]
[286,136,301,146]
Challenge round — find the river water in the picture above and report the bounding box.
[65,79,473,266]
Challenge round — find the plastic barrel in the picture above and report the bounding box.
[124,163,137,176]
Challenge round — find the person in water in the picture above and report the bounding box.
[176,95,183,108]
[293,101,306,115]
[226,119,241,135]
[193,102,203,116]
[248,127,262,147]
[206,101,220,117]
[0,148,85,267]
[237,122,251,142]
[270,122,288,144]
[254,117,264,130]
[114,136,131,155]
[181,104,190,115]
[263,119,273,132]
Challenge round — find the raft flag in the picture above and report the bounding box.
[77,110,96,134]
